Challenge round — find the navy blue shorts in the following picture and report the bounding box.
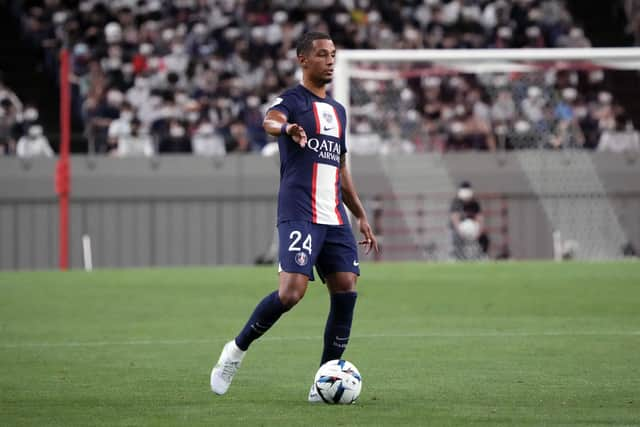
[278,220,360,282]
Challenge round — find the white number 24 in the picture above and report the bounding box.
[288,230,312,254]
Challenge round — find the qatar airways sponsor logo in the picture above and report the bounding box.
[307,138,341,162]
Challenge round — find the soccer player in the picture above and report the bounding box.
[210,32,378,402]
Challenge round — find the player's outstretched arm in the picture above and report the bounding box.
[263,110,307,147]
[339,154,379,254]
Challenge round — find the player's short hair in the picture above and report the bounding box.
[296,32,332,56]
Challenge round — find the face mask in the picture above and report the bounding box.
[175,93,188,105]
[28,125,43,138]
[161,107,177,118]
[170,126,185,138]
[198,124,214,135]
[106,57,121,70]
[140,43,153,55]
[107,90,124,106]
[598,92,612,104]
[134,77,149,89]
[458,188,473,201]
[574,107,588,118]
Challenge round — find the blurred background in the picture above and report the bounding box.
[1,0,639,269]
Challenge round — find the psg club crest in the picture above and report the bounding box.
[295,251,308,266]
[323,111,333,123]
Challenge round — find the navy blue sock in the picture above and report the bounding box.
[321,291,357,364]
[235,291,289,351]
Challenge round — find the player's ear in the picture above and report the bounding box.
[297,54,307,68]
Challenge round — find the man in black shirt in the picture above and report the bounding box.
[449,181,490,260]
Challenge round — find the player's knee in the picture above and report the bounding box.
[278,288,305,308]
[327,273,357,293]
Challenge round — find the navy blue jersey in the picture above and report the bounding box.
[268,84,349,225]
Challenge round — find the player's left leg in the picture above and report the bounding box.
[322,272,358,364]
[212,221,323,396]
[308,225,360,402]
[315,224,360,364]
[307,272,358,403]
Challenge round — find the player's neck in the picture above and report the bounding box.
[300,78,327,99]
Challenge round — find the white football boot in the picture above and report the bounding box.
[308,383,323,403]
[210,340,246,395]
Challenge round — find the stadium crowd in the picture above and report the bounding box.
[1,0,639,157]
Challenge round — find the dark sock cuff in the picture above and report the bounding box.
[331,291,357,307]
[330,291,357,321]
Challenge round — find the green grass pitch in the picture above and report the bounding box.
[1,261,639,426]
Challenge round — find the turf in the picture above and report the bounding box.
[1,261,639,426]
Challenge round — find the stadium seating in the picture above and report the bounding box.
[0,0,636,155]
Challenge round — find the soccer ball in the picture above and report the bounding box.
[313,359,362,404]
[457,218,480,241]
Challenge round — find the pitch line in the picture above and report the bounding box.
[1,331,639,349]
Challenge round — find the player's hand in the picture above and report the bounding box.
[357,218,379,255]
[286,123,307,148]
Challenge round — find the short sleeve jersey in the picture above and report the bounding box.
[268,84,349,226]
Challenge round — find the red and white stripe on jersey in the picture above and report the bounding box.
[311,162,343,225]
[312,102,341,139]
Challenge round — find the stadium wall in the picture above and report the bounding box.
[1,152,639,270]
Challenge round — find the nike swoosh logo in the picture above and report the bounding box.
[353,260,359,266]
[323,125,335,131]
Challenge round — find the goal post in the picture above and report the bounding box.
[334,47,640,125]
[334,47,640,261]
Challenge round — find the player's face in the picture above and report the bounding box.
[301,39,336,85]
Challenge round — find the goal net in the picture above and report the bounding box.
[334,48,640,261]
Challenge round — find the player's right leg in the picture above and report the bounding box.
[211,221,319,395]
[210,273,309,394]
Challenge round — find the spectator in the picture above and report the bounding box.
[115,118,154,157]
[192,120,226,157]
[16,125,54,158]
[107,102,135,152]
[87,88,123,153]
[449,181,490,260]
[597,114,640,153]
[521,86,547,124]
[7,0,621,155]
[491,88,517,123]
[158,119,191,153]
[226,121,253,153]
